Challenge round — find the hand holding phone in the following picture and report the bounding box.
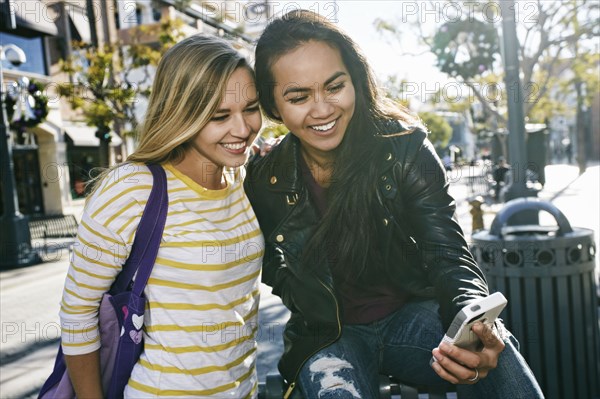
[435,292,507,358]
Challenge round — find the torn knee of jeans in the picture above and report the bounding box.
[308,355,361,398]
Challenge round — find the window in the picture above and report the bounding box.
[136,6,143,25]
[0,32,47,75]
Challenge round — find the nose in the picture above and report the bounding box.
[310,96,335,120]
[231,113,252,139]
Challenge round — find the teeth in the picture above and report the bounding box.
[222,142,246,150]
[312,120,336,131]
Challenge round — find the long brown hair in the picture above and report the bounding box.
[255,10,419,278]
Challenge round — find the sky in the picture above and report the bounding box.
[334,1,447,83]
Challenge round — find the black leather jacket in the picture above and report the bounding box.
[244,122,488,395]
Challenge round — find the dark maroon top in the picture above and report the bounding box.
[299,155,410,324]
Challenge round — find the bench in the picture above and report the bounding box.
[258,374,456,399]
[28,214,79,240]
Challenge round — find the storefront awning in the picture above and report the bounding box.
[2,0,59,37]
[68,6,91,42]
[64,125,123,147]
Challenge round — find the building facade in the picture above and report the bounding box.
[1,0,256,217]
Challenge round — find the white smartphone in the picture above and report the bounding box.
[433,292,507,361]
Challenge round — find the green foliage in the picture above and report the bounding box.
[373,18,399,35]
[418,112,452,148]
[569,51,600,108]
[261,121,289,138]
[381,75,411,108]
[527,64,569,122]
[60,18,186,137]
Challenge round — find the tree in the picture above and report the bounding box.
[418,111,452,149]
[380,76,454,151]
[381,75,411,109]
[58,18,186,166]
[376,0,599,126]
[561,0,600,173]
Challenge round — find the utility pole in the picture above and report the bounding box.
[500,1,539,194]
[499,0,538,223]
[500,0,527,199]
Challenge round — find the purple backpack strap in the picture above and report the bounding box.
[110,164,168,295]
[38,163,168,399]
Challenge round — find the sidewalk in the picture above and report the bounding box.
[1,163,597,398]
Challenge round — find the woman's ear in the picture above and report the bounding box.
[272,108,281,119]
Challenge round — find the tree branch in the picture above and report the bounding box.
[463,80,507,126]
[524,44,566,116]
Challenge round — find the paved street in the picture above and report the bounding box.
[1,163,598,398]
[0,258,289,399]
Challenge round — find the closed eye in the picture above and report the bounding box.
[288,95,308,104]
[211,114,228,122]
[244,105,260,113]
[328,83,345,94]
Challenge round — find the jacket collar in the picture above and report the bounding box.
[265,133,303,194]
[376,119,415,174]
[265,119,415,193]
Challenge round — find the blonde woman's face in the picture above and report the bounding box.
[191,67,262,169]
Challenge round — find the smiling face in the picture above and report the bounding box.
[190,67,262,170]
[271,40,355,162]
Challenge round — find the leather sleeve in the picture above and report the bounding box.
[396,135,489,329]
[261,244,299,314]
[243,159,302,315]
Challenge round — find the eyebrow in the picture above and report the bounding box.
[214,98,259,114]
[282,71,347,96]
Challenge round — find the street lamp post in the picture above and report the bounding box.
[0,44,41,268]
[499,0,538,224]
[500,0,528,199]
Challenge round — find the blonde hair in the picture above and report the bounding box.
[88,34,250,194]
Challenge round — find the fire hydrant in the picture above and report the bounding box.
[469,196,485,232]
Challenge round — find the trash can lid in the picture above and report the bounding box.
[499,225,558,236]
[490,198,573,238]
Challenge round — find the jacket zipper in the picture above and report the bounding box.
[283,279,342,399]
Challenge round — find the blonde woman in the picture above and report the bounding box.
[60,35,264,398]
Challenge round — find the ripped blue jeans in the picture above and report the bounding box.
[294,299,543,399]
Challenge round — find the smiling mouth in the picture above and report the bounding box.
[310,119,337,132]
[221,142,247,152]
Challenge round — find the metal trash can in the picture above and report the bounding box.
[471,198,599,399]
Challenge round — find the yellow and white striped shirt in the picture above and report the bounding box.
[60,163,264,398]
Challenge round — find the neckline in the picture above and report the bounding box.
[163,163,235,199]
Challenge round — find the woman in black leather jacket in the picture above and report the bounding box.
[245,10,543,399]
